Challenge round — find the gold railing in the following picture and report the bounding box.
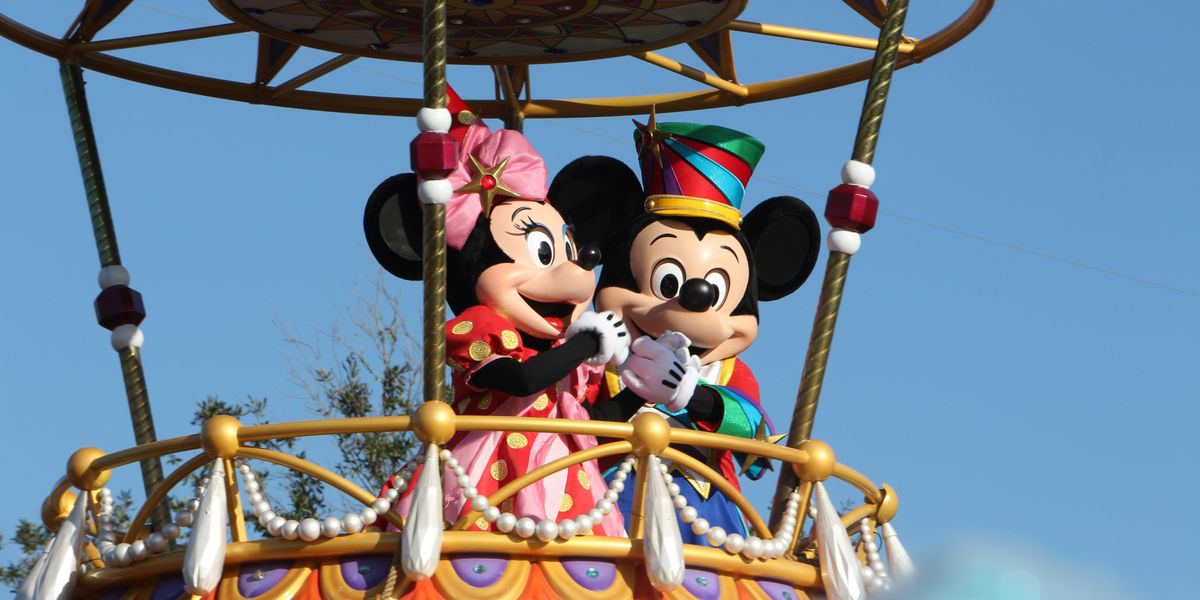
[46,402,901,592]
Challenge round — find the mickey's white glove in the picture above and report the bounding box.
[619,331,701,413]
[565,311,631,366]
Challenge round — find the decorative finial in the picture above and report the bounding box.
[633,105,670,167]
[454,154,519,215]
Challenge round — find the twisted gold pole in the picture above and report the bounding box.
[61,61,169,532]
[420,0,448,406]
[769,0,910,533]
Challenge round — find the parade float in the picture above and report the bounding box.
[1,1,991,598]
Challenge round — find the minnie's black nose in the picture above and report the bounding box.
[679,278,716,312]
[574,245,602,271]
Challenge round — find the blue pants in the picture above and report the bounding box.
[607,468,748,546]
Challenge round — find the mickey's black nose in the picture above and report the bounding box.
[679,278,716,312]
[574,245,602,271]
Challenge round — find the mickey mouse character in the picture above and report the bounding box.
[365,104,650,536]
[548,117,821,545]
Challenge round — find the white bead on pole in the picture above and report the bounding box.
[416,107,452,133]
[812,482,866,600]
[881,522,916,580]
[827,228,862,256]
[110,324,144,351]
[183,460,228,596]
[417,178,454,205]
[97,265,131,289]
[402,444,443,580]
[28,493,87,600]
[840,160,876,188]
[642,455,685,591]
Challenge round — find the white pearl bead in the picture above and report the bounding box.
[416,107,452,133]
[514,517,536,538]
[418,179,454,205]
[98,265,131,289]
[145,533,167,553]
[575,515,593,532]
[690,518,709,536]
[129,540,149,561]
[174,511,193,527]
[612,471,627,482]
[243,480,260,494]
[99,532,117,543]
[322,516,342,537]
[360,508,378,525]
[662,474,674,485]
[236,462,251,474]
[248,492,264,504]
[588,509,603,522]
[97,541,114,553]
[471,496,489,511]
[618,462,633,473]
[743,536,763,559]
[596,499,613,514]
[724,534,745,553]
[267,517,286,537]
[281,520,301,540]
[609,480,624,493]
[483,507,501,523]
[186,499,200,512]
[112,543,132,567]
[535,519,558,542]
[439,449,453,461]
[252,501,271,515]
[861,566,875,580]
[298,518,322,542]
[557,519,578,539]
[865,541,878,553]
[658,463,669,474]
[679,506,698,523]
[781,515,797,529]
[162,523,182,540]
[372,498,391,514]
[666,483,680,496]
[827,228,862,255]
[456,474,471,488]
[672,495,688,509]
[98,488,113,499]
[341,512,363,533]
[706,527,727,547]
[840,159,876,187]
[496,513,517,533]
[452,466,466,477]
[603,490,619,503]
[463,486,478,499]
[258,511,277,527]
[385,488,400,502]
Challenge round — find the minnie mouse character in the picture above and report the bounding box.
[548,117,821,545]
[364,104,651,536]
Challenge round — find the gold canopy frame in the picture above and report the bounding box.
[0,1,991,119]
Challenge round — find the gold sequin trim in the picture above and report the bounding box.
[468,340,493,362]
[577,469,590,490]
[501,498,514,513]
[455,397,470,413]
[501,329,520,350]
[458,110,476,125]
[477,393,492,411]
[560,494,574,512]
[490,459,508,481]
[474,517,489,531]
[451,320,474,335]
[506,432,528,449]
[532,394,549,410]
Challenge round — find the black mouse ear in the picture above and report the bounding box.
[741,196,821,301]
[548,155,644,259]
[364,173,424,281]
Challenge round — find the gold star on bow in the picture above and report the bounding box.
[633,105,671,167]
[455,154,518,215]
[739,420,788,476]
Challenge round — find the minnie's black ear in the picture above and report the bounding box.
[741,196,821,301]
[364,173,424,281]
[548,156,644,259]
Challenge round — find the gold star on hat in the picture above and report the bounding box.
[455,154,519,215]
[633,105,671,167]
[739,420,788,476]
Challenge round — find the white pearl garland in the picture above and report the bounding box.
[95,478,197,567]
[235,456,420,541]
[649,456,802,561]
[444,453,635,541]
[859,519,892,594]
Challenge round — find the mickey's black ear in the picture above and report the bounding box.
[364,173,424,281]
[741,196,821,301]
[548,156,644,258]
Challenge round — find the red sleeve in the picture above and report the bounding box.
[726,358,760,403]
[445,305,527,373]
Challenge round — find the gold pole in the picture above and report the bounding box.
[60,61,170,532]
[769,0,910,534]
[421,0,449,406]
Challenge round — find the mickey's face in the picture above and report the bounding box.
[597,219,757,365]
[476,200,595,340]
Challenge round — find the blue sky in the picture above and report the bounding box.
[2,2,1197,598]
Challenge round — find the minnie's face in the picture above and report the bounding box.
[476,200,595,339]
[597,219,757,364]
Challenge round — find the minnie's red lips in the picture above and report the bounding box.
[543,317,565,332]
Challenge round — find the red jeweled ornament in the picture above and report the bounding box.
[824,183,879,233]
[94,285,146,330]
[480,174,497,190]
[409,131,458,180]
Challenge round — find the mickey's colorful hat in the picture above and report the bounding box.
[634,112,766,230]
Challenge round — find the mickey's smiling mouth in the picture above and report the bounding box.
[519,295,575,318]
